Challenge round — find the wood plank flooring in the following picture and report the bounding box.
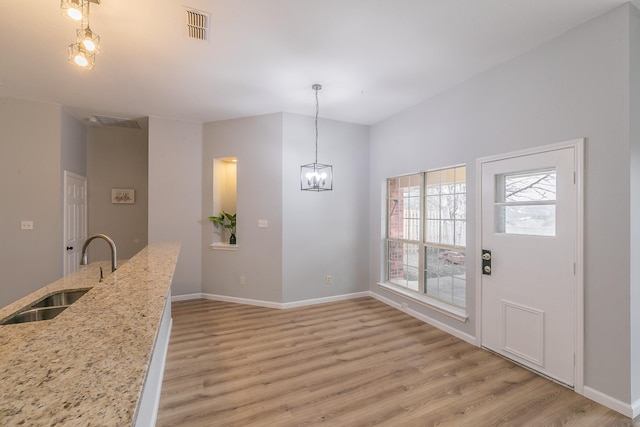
[157,298,635,426]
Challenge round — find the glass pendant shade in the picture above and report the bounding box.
[68,43,95,69]
[61,0,88,22]
[301,162,333,191]
[77,27,100,52]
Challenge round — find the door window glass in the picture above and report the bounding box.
[495,169,556,236]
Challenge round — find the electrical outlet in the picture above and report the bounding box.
[20,220,33,230]
[325,275,332,285]
[257,219,268,228]
[240,276,246,285]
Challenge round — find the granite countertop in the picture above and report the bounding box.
[0,242,180,425]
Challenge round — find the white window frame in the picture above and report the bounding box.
[380,166,468,322]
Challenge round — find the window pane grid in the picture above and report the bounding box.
[387,174,421,241]
[424,246,466,308]
[423,166,467,307]
[387,239,420,291]
[387,166,466,308]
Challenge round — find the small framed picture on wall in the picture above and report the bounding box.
[112,188,135,204]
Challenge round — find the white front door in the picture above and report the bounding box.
[64,171,87,276]
[480,141,581,387]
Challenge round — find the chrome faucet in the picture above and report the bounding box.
[80,234,117,273]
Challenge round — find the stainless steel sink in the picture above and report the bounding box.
[1,289,91,325]
[2,306,69,324]
[29,289,90,308]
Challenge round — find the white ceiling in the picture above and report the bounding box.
[0,0,632,125]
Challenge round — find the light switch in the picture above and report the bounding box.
[258,219,268,228]
[21,220,33,230]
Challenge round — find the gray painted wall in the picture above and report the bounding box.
[148,117,203,296]
[202,114,284,302]
[630,3,640,404]
[369,4,634,404]
[87,120,148,262]
[201,113,369,304]
[0,98,86,307]
[61,108,87,177]
[282,113,369,302]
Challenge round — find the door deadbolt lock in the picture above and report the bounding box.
[482,249,492,275]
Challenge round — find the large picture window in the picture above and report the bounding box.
[386,166,466,309]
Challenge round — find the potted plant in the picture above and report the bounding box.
[208,212,237,244]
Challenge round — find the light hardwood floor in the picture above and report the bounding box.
[157,298,636,426]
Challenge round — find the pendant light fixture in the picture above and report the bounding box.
[300,84,333,192]
[77,26,100,53]
[68,42,95,69]
[61,0,88,21]
[61,0,101,69]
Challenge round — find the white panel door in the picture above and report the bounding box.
[480,145,578,386]
[64,171,87,276]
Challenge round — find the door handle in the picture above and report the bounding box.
[482,249,492,275]
[66,246,74,251]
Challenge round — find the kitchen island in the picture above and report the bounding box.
[0,242,180,426]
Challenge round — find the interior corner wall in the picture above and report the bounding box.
[61,108,87,178]
[0,98,63,307]
[369,4,632,404]
[148,117,202,296]
[282,113,370,303]
[202,114,283,303]
[87,121,149,263]
[629,2,640,406]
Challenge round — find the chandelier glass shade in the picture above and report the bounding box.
[300,84,333,192]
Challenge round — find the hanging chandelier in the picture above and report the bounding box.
[61,0,101,69]
[300,84,333,192]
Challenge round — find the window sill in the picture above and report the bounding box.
[210,243,238,251]
[377,282,468,322]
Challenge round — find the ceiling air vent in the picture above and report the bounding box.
[185,7,210,41]
[90,115,141,129]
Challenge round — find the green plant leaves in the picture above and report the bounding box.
[209,212,236,233]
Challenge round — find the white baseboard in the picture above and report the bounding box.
[583,386,635,418]
[281,292,370,309]
[199,293,283,309]
[633,397,640,419]
[172,291,370,309]
[171,292,204,302]
[370,291,477,345]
